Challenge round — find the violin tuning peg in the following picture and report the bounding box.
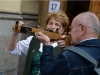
[56,28,59,33]
[16,21,19,24]
[37,25,40,28]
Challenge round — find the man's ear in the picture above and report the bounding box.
[81,25,86,36]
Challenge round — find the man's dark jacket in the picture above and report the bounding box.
[40,39,100,75]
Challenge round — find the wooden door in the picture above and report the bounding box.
[89,0,100,38]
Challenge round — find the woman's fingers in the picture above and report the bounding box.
[18,21,24,26]
[57,39,66,48]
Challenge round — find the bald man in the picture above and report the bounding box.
[36,12,100,75]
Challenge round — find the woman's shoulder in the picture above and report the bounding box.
[26,36,34,42]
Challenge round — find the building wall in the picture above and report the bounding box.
[0,1,39,75]
[0,1,21,12]
[0,0,39,14]
[21,0,39,14]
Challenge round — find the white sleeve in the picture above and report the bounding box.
[7,36,34,56]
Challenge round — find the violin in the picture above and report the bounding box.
[12,21,71,48]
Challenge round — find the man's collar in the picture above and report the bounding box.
[80,38,97,43]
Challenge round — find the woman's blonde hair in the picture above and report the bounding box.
[46,10,69,34]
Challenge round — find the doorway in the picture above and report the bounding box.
[66,1,90,26]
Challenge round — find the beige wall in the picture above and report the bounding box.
[0,1,21,12]
[0,0,39,14]
[21,0,39,14]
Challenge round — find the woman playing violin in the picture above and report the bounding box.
[6,10,69,75]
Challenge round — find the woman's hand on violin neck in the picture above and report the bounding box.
[57,35,67,48]
[18,21,24,26]
[57,39,66,48]
[35,32,51,45]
